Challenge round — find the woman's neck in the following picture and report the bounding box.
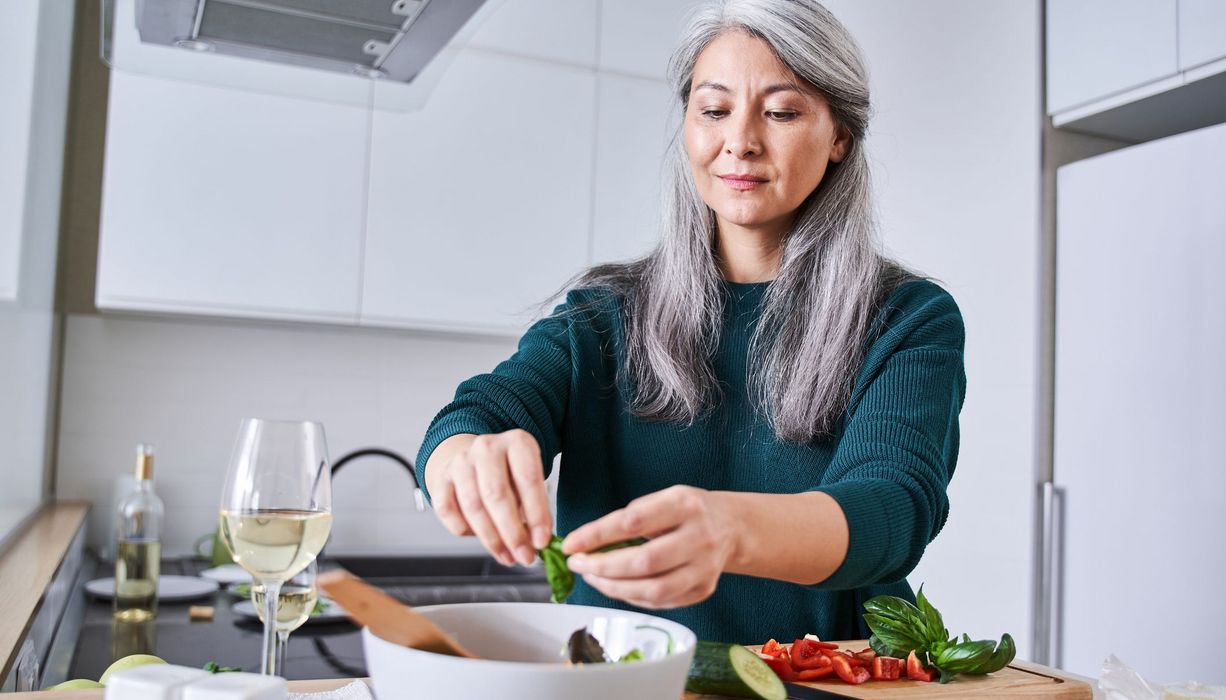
[715,221,785,283]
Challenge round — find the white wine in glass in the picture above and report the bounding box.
[220,418,332,676]
[252,560,318,673]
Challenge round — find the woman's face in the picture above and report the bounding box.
[684,30,850,241]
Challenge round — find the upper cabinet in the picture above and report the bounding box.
[96,71,370,323]
[1046,0,1178,115]
[93,0,699,334]
[360,51,595,334]
[0,2,40,301]
[1178,0,1226,71]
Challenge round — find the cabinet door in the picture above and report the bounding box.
[1046,0,1177,114]
[1054,122,1226,681]
[361,51,595,334]
[1178,0,1226,70]
[0,1,39,300]
[591,74,673,265]
[96,71,369,323]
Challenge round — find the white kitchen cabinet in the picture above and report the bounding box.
[1178,0,1226,71]
[361,50,595,334]
[467,0,598,67]
[96,71,370,323]
[599,0,706,80]
[591,74,674,265]
[1054,121,1226,681]
[1046,0,1177,114]
[0,1,40,301]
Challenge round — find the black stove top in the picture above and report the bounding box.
[68,555,551,682]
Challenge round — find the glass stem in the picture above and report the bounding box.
[276,631,289,675]
[260,580,282,676]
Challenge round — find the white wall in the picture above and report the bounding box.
[57,0,1040,654]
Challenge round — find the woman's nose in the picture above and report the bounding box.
[723,111,762,158]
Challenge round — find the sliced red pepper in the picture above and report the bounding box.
[906,651,934,682]
[830,654,871,685]
[761,639,787,658]
[854,648,877,664]
[796,667,834,681]
[872,656,901,680]
[790,639,833,670]
[759,653,797,682]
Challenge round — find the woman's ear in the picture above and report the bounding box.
[830,124,852,163]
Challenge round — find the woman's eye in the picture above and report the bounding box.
[768,111,798,121]
[700,109,728,119]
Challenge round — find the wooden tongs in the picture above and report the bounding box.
[318,569,477,659]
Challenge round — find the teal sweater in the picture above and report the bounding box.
[417,278,966,644]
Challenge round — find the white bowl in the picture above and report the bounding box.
[361,602,696,700]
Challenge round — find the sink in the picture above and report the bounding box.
[322,555,551,606]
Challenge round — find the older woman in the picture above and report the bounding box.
[415,0,964,644]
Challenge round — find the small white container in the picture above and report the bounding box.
[362,602,696,700]
[180,672,287,700]
[104,664,210,700]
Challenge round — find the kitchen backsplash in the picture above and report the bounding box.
[54,312,546,557]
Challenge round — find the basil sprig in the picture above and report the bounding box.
[863,586,1016,683]
[537,535,647,604]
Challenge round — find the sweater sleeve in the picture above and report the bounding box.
[414,295,579,502]
[811,283,966,590]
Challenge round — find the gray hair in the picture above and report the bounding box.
[567,0,913,442]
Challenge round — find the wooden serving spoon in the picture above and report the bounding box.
[317,569,478,659]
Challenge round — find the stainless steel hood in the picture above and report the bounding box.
[133,0,488,83]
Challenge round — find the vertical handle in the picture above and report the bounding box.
[1034,482,1064,667]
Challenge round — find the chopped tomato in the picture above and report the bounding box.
[906,651,934,682]
[796,667,834,681]
[759,653,797,682]
[872,656,901,680]
[830,654,871,685]
[790,639,834,670]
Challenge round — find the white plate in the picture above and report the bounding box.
[85,575,219,602]
[231,599,349,625]
[199,564,252,585]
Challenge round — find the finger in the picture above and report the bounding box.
[451,459,514,566]
[504,433,553,550]
[473,450,535,565]
[429,474,472,537]
[563,490,685,555]
[567,531,689,579]
[581,567,698,610]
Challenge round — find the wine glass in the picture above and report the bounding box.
[252,560,317,675]
[220,418,332,676]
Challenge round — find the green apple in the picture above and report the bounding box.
[98,654,167,685]
[43,678,104,691]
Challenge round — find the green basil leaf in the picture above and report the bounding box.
[915,585,949,645]
[863,595,924,625]
[934,639,996,672]
[970,633,1016,675]
[539,537,574,604]
[863,614,927,654]
[868,634,909,659]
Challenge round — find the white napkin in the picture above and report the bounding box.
[288,680,374,700]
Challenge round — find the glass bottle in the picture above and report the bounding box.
[113,444,163,622]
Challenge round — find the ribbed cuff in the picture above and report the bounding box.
[810,479,914,590]
[414,414,496,503]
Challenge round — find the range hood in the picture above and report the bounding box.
[133,0,488,83]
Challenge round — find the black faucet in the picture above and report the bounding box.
[331,447,426,512]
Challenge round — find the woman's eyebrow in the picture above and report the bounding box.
[693,80,804,96]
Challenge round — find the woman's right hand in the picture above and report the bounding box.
[423,429,553,567]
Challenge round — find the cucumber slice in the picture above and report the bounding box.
[686,641,786,700]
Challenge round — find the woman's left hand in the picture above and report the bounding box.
[562,485,736,609]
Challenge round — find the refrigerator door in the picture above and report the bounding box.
[1054,120,1226,683]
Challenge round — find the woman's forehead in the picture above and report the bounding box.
[692,30,815,97]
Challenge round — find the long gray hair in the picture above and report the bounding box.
[568,0,912,442]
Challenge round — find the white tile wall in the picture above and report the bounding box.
[56,313,518,557]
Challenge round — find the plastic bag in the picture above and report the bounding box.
[1099,655,1226,700]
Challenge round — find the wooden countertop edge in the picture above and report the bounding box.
[1009,657,1097,687]
[0,500,90,682]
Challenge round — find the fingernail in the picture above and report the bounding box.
[533,527,551,549]
[516,546,535,565]
[568,554,587,573]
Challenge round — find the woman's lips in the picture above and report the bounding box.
[719,175,767,191]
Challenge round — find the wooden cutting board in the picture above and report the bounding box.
[685,641,1094,699]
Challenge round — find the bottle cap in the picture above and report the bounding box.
[135,444,155,481]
